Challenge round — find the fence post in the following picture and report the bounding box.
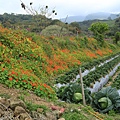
[79,68,86,105]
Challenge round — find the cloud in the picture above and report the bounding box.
[0,0,120,18]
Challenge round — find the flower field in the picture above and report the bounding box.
[0,25,120,99]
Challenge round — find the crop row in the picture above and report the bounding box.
[55,52,120,84]
[112,73,120,89]
[83,55,120,87]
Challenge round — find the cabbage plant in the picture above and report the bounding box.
[57,83,91,103]
[92,86,120,113]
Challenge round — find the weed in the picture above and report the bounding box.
[0,93,11,99]
[25,101,48,113]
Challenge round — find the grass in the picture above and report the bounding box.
[0,93,11,99]
[25,101,48,113]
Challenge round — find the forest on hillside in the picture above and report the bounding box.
[0,12,119,37]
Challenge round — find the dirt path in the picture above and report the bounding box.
[0,83,53,107]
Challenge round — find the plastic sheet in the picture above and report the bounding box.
[87,63,120,93]
[55,55,120,89]
[74,55,119,82]
[118,90,120,96]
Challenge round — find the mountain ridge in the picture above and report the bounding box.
[60,12,120,23]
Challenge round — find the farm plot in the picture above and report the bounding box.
[56,53,120,113]
[111,73,120,89]
[55,52,120,100]
[55,52,120,88]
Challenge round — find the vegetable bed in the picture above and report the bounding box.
[56,52,120,84]
[112,73,120,89]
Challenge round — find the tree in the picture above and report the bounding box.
[89,22,109,43]
[115,31,120,44]
[20,0,57,34]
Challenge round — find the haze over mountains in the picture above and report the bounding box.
[60,12,120,23]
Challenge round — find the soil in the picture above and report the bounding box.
[0,83,54,108]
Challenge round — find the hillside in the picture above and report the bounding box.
[0,13,77,35]
[0,24,120,120]
[85,12,110,21]
[0,24,119,95]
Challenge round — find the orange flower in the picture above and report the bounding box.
[2,68,5,71]
[30,82,38,87]
[61,49,70,53]
[22,80,27,83]
[49,60,53,65]
[108,49,112,53]
[16,79,18,82]
[85,50,97,58]
[0,42,2,46]
[11,71,16,75]
[77,61,81,65]
[9,77,13,81]
[96,50,103,56]
[43,83,47,87]
[40,88,42,90]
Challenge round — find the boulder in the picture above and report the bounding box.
[19,113,32,120]
[14,106,26,117]
[9,99,26,110]
[45,112,57,120]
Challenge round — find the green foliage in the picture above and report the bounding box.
[62,111,88,120]
[112,73,120,89]
[112,17,120,34]
[0,93,11,99]
[89,22,109,43]
[108,110,116,116]
[70,22,81,30]
[114,31,120,44]
[41,25,72,36]
[57,83,91,104]
[34,85,57,100]
[25,101,48,113]
[92,86,120,113]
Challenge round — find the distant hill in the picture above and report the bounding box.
[60,12,120,23]
[85,12,110,20]
[108,13,120,20]
[60,15,85,23]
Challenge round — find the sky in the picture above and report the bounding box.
[0,0,120,19]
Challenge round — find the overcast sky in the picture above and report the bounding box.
[0,0,120,19]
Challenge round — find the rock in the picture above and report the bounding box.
[58,118,65,120]
[14,106,26,117]
[31,111,38,118]
[19,113,32,120]
[0,97,10,108]
[37,108,44,113]
[9,99,26,110]
[53,110,61,119]
[0,108,4,117]
[45,112,57,120]
[31,111,47,120]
